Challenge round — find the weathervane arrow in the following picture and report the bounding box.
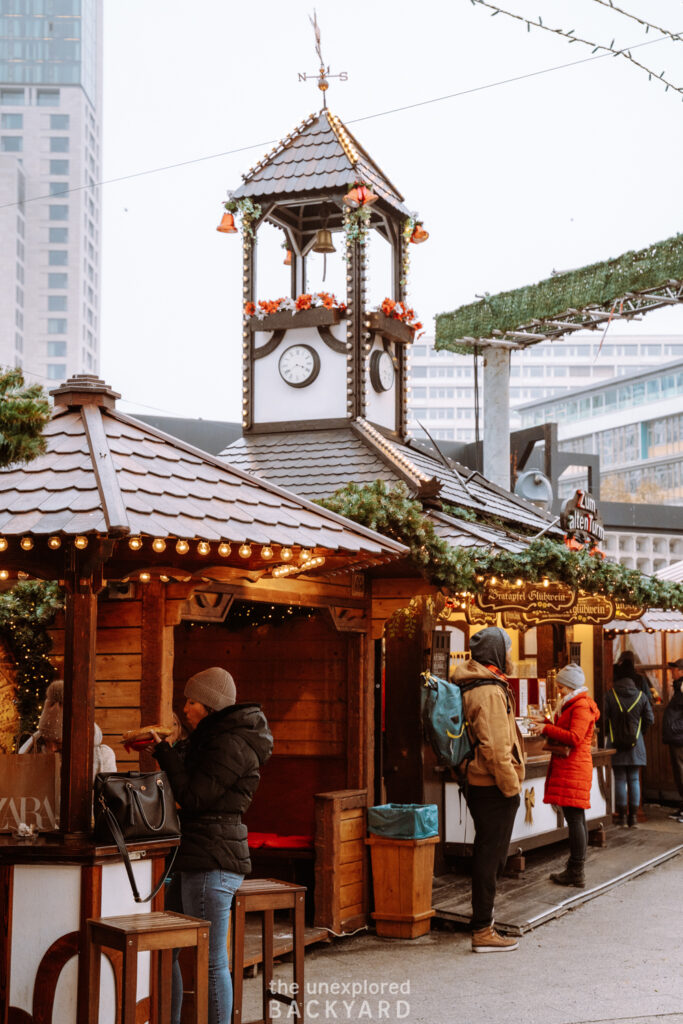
[298,9,348,107]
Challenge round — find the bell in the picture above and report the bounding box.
[216,212,238,234]
[312,228,336,254]
[410,223,429,244]
[343,186,361,209]
[283,249,292,266]
[356,184,378,206]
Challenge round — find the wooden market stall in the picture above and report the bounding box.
[0,374,407,1024]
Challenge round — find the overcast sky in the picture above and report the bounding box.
[99,0,683,420]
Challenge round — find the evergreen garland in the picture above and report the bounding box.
[435,233,683,353]
[0,582,63,743]
[319,481,683,610]
[0,369,51,467]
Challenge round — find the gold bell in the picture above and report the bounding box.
[312,228,336,254]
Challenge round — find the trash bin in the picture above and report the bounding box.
[366,803,439,938]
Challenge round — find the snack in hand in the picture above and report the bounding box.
[122,724,172,752]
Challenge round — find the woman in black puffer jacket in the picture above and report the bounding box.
[150,667,273,1024]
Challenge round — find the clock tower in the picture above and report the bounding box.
[225,106,426,440]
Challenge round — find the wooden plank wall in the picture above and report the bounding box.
[49,599,142,772]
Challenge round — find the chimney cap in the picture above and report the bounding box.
[50,374,121,411]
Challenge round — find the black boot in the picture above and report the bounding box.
[627,809,638,828]
[615,807,627,827]
[550,858,585,888]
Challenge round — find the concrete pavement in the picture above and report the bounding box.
[241,847,683,1024]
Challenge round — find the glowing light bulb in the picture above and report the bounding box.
[20,537,34,551]
[239,544,252,559]
[152,538,166,553]
[218,542,231,557]
[128,536,143,551]
[516,578,523,587]
[543,578,550,588]
[159,575,170,583]
[300,549,312,562]
[0,570,8,580]
[280,548,292,562]
[139,571,151,582]
[74,536,88,549]
[0,538,7,552]
[490,576,497,585]
[176,539,189,554]
[48,536,62,550]
[261,546,273,560]
[197,541,210,556]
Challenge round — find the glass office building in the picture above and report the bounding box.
[0,0,102,383]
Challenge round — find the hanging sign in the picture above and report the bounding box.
[561,490,605,546]
[614,599,645,621]
[464,603,497,626]
[502,591,616,628]
[474,579,577,616]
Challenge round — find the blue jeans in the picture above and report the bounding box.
[613,766,640,810]
[167,869,243,1024]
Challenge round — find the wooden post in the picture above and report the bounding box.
[61,577,97,836]
[139,581,174,771]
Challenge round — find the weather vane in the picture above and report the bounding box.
[298,10,347,108]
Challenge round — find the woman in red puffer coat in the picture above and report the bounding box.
[529,663,600,889]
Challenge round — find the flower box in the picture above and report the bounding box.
[367,310,415,345]
[248,306,345,331]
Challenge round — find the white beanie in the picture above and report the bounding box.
[556,663,585,691]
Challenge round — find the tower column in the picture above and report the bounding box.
[483,347,510,489]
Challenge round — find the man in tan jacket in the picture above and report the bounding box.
[453,627,525,952]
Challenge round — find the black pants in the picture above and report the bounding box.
[465,784,520,930]
[562,805,588,864]
[669,745,683,808]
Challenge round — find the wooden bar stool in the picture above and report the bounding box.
[87,910,210,1024]
[232,879,306,1024]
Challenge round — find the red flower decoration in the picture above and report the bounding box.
[244,302,256,316]
[295,293,313,310]
[381,298,397,317]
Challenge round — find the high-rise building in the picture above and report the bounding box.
[0,0,102,385]
[407,333,683,442]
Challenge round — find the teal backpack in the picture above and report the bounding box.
[420,671,473,770]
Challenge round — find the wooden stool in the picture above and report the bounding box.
[87,910,210,1024]
[232,878,306,1024]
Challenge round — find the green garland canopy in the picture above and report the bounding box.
[435,234,683,354]
[319,481,683,610]
[0,581,63,743]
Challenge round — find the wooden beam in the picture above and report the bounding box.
[61,581,97,836]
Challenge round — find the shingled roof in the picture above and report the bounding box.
[222,420,562,543]
[0,376,408,568]
[232,109,409,215]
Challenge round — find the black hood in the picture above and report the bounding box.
[197,702,273,766]
[469,627,509,673]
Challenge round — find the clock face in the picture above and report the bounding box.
[278,344,321,388]
[370,350,395,392]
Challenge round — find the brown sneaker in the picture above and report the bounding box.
[472,925,519,953]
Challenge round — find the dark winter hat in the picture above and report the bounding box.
[556,664,585,691]
[38,679,63,743]
[184,667,236,711]
[469,627,512,673]
[616,650,636,665]
[668,658,683,670]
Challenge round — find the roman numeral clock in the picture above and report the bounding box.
[221,104,428,441]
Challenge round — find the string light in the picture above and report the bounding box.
[176,539,189,554]
[48,536,61,550]
[239,544,252,559]
[152,538,166,553]
[0,570,8,581]
[280,547,293,561]
[20,537,34,551]
[128,536,143,551]
[197,541,211,556]
[159,574,170,583]
[139,572,151,583]
[300,549,312,562]
[218,542,232,557]
[261,546,274,560]
[543,578,550,588]
[0,538,7,552]
[74,536,88,549]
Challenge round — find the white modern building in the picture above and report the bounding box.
[0,0,102,384]
[407,334,683,443]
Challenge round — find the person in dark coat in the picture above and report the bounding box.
[663,658,683,821]
[529,664,600,888]
[149,667,273,1024]
[614,650,660,705]
[605,659,654,828]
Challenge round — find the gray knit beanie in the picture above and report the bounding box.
[556,663,585,691]
[184,667,236,711]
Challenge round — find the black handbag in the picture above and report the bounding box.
[94,770,181,903]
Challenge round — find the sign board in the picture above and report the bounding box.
[0,754,60,831]
[503,592,616,628]
[561,490,605,546]
[474,580,577,616]
[614,600,645,621]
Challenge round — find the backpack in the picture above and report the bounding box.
[608,689,643,751]
[421,672,473,770]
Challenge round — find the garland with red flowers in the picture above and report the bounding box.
[376,298,424,338]
[245,292,347,320]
